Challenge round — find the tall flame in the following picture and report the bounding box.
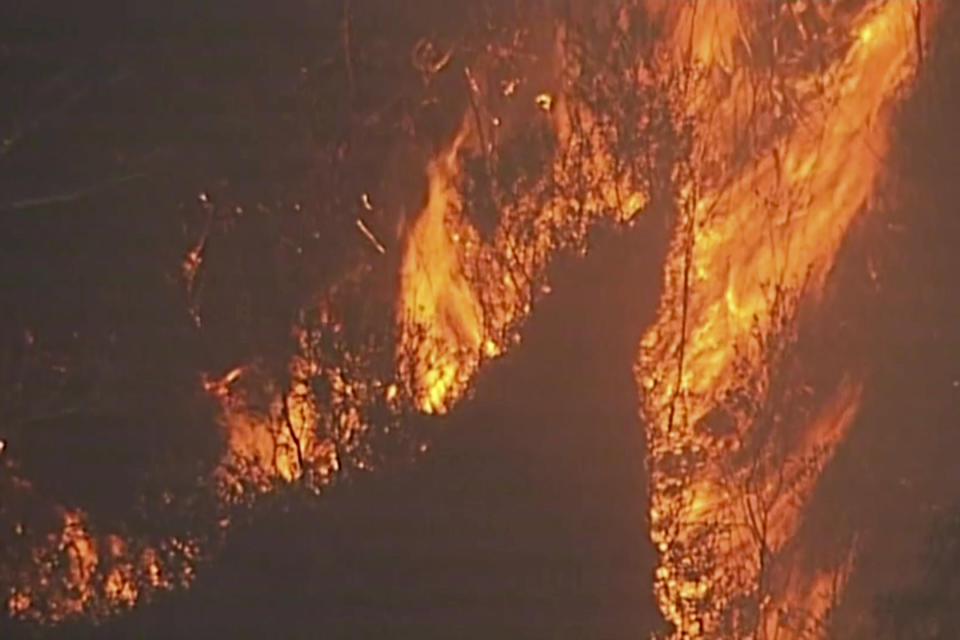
[396,88,648,414]
[397,124,484,413]
[638,1,931,637]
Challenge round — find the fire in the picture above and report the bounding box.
[3,0,938,632]
[4,507,193,624]
[396,73,649,414]
[398,122,483,413]
[207,319,386,496]
[217,2,930,634]
[212,357,323,487]
[637,1,932,637]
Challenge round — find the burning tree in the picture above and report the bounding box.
[633,1,931,637]
[650,280,862,639]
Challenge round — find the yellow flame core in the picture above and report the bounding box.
[398,128,484,413]
[638,2,929,637]
[397,97,648,414]
[395,4,930,636]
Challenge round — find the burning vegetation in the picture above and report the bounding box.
[0,0,953,637]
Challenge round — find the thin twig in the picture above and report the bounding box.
[280,393,305,478]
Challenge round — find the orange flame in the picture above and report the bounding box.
[397,122,485,413]
[637,1,932,637]
[397,90,647,414]
[6,1,937,631]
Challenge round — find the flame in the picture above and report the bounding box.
[213,358,322,486]
[4,507,193,624]
[392,5,931,635]
[398,122,483,413]
[637,1,931,637]
[5,0,937,631]
[397,83,648,414]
